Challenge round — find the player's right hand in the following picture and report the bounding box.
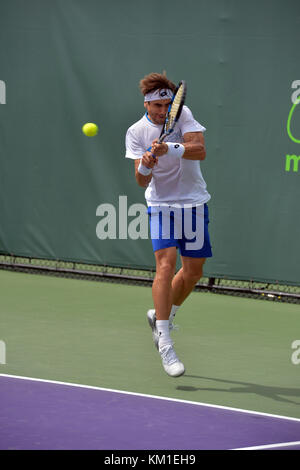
[141,151,157,169]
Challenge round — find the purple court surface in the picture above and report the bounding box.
[0,375,300,450]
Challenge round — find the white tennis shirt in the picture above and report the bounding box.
[125,105,211,207]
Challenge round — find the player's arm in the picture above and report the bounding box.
[134,152,157,187]
[182,132,206,160]
[151,132,206,161]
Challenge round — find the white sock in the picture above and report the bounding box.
[156,320,172,348]
[169,305,180,325]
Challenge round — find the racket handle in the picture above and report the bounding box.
[147,130,172,156]
[146,146,156,159]
[158,128,172,144]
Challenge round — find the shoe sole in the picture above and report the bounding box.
[165,367,185,378]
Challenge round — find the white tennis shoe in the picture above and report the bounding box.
[159,343,185,377]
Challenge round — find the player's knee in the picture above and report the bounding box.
[156,260,176,281]
[184,270,203,284]
[183,263,205,283]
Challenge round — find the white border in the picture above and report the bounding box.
[1,373,300,423]
[234,441,300,450]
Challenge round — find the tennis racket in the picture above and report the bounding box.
[158,80,187,143]
[148,80,187,157]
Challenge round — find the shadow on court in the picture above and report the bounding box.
[177,375,300,405]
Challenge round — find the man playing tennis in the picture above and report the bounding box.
[125,72,212,377]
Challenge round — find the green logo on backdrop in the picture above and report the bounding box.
[287,97,300,144]
[285,87,300,172]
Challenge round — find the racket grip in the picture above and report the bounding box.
[146,146,156,159]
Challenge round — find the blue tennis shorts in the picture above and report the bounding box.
[147,203,212,258]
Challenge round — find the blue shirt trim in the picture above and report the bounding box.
[145,112,153,123]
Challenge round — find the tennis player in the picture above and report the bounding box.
[125,73,212,377]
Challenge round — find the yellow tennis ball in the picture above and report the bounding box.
[82,122,98,137]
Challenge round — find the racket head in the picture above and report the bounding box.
[159,80,187,141]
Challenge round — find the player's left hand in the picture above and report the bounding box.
[151,139,168,157]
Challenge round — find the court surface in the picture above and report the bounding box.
[1,374,300,450]
[0,270,299,450]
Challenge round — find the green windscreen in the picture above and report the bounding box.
[0,0,299,285]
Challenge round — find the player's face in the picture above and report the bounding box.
[144,99,171,125]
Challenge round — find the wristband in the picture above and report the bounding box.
[166,142,185,158]
[138,162,152,176]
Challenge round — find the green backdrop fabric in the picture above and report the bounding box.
[0,0,299,284]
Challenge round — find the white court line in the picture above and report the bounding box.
[233,440,300,450]
[1,373,300,424]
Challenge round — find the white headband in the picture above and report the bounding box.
[144,88,173,102]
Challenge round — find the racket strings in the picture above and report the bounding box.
[166,85,184,131]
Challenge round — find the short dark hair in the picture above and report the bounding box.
[139,72,176,96]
